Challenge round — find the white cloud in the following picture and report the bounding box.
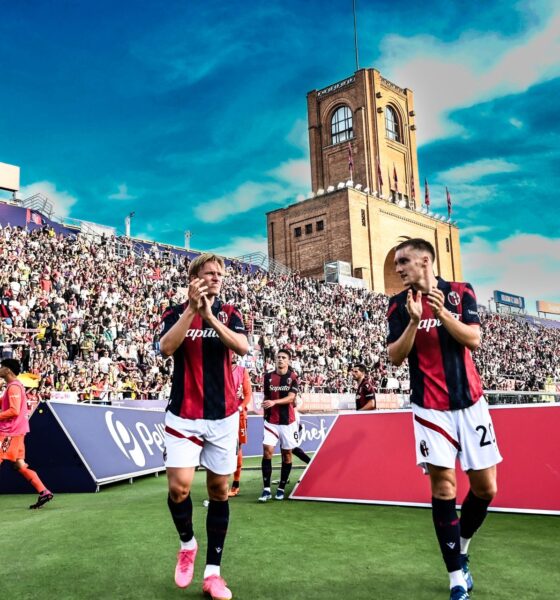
[462,234,560,313]
[194,181,289,223]
[268,159,311,189]
[459,225,492,238]
[286,119,310,153]
[109,183,136,201]
[426,182,497,210]
[194,158,311,224]
[209,235,268,258]
[437,159,519,184]
[19,180,77,219]
[509,117,524,129]
[377,10,560,142]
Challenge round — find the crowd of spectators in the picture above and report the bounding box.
[0,221,558,403]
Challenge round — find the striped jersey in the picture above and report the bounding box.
[161,299,246,420]
[386,278,483,411]
[263,369,299,425]
[355,377,376,410]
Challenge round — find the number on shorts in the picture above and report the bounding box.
[294,431,299,441]
[476,424,495,447]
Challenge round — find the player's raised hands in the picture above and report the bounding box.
[197,291,213,321]
[427,287,445,317]
[406,289,423,324]
[188,278,209,311]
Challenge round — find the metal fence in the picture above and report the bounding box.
[485,391,560,405]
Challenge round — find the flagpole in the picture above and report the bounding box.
[449,221,456,280]
[446,188,455,280]
[352,0,359,70]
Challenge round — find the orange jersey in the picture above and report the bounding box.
[0,434,26,462]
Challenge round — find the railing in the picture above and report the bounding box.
[21,193,54,218]
[234,251,291,277]
[485,391,560,405]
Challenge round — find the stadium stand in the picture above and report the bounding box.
[0,201,558,402]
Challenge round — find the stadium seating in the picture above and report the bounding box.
[0,206,558,402]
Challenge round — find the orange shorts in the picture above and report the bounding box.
[238,411,248,445]
[0,434,26,462]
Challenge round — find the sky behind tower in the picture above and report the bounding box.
[0,0,559,312]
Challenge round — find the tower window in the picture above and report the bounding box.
[361,209,366,227]
[331,105,353,144]
[305,223,313,234]
[316,220,324,232]
[294,227,302,238]
[385,106,401,143]
[446,238,450,252]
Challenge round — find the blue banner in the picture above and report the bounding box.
[49,402,166,483]
[494,290,525,309]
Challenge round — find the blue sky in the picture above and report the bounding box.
[1,0,559,312]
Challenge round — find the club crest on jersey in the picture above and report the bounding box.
[217,310,229,324]
[448,291,461,306]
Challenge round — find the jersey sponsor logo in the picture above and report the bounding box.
[448,291,461,306]
[418,312,461,332]
[217,310,228,324]
[467,309,478,316]
[269,384,291,392]
[185,328,219,339]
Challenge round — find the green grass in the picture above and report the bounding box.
[2,466,559,600]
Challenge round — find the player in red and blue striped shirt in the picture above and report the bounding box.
[387,238,501,600]
[160,253,248,600]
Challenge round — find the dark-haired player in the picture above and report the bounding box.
[160,253,248,600]
[351,363,376,410]
[258,348,299,502]
[387,238,501,600]
[0,358,53,509]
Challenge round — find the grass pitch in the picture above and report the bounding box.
[2,462,559,600]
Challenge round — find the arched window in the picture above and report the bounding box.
[331,105,353,144]
[385,106,401,143]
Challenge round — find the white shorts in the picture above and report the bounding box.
[412,397,503,472]
[164,411,239,475]
[263,420,300,451]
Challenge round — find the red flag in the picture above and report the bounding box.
[347,142,354,178]
[26,209,43,226]
[446,187,452,216]
[377,157,383,190]
[410,176,416,200]
[424,178,430,208]
[393,164,399,193]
